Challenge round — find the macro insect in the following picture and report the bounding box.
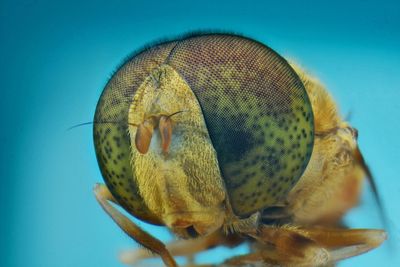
[92,33,386,266]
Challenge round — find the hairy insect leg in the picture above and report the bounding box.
[222,225,386,266]
[296,226,387,261]
[120,231,243,265]
[94,183,178,267]
[231,227,330,266]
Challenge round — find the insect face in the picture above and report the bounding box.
[127,64,227,237]
[93,33,386,267]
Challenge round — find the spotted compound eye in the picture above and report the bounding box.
[93,33,314,222]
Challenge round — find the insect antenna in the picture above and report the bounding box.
[166,110,188,119]
[67,121,138,131]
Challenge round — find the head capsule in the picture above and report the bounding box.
[93,33,314,225]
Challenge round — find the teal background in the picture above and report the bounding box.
[1,0,399,266]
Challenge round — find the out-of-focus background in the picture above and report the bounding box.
[1,0,399,266]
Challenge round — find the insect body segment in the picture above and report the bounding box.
[93,33,386,267]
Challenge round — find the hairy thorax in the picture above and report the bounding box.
[287,64,363,225]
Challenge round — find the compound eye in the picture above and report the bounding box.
[163,34,315,217]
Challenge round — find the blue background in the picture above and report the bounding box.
[1,0,399,266]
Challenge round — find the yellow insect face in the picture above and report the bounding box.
[93,33,386,267]
[127,64,226,236]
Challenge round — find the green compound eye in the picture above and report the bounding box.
[93,33,314,221]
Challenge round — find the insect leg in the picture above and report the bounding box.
[119,231,243,265]
[94,183,178,267]
[295,226,387,261]
[229,225,387,266]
